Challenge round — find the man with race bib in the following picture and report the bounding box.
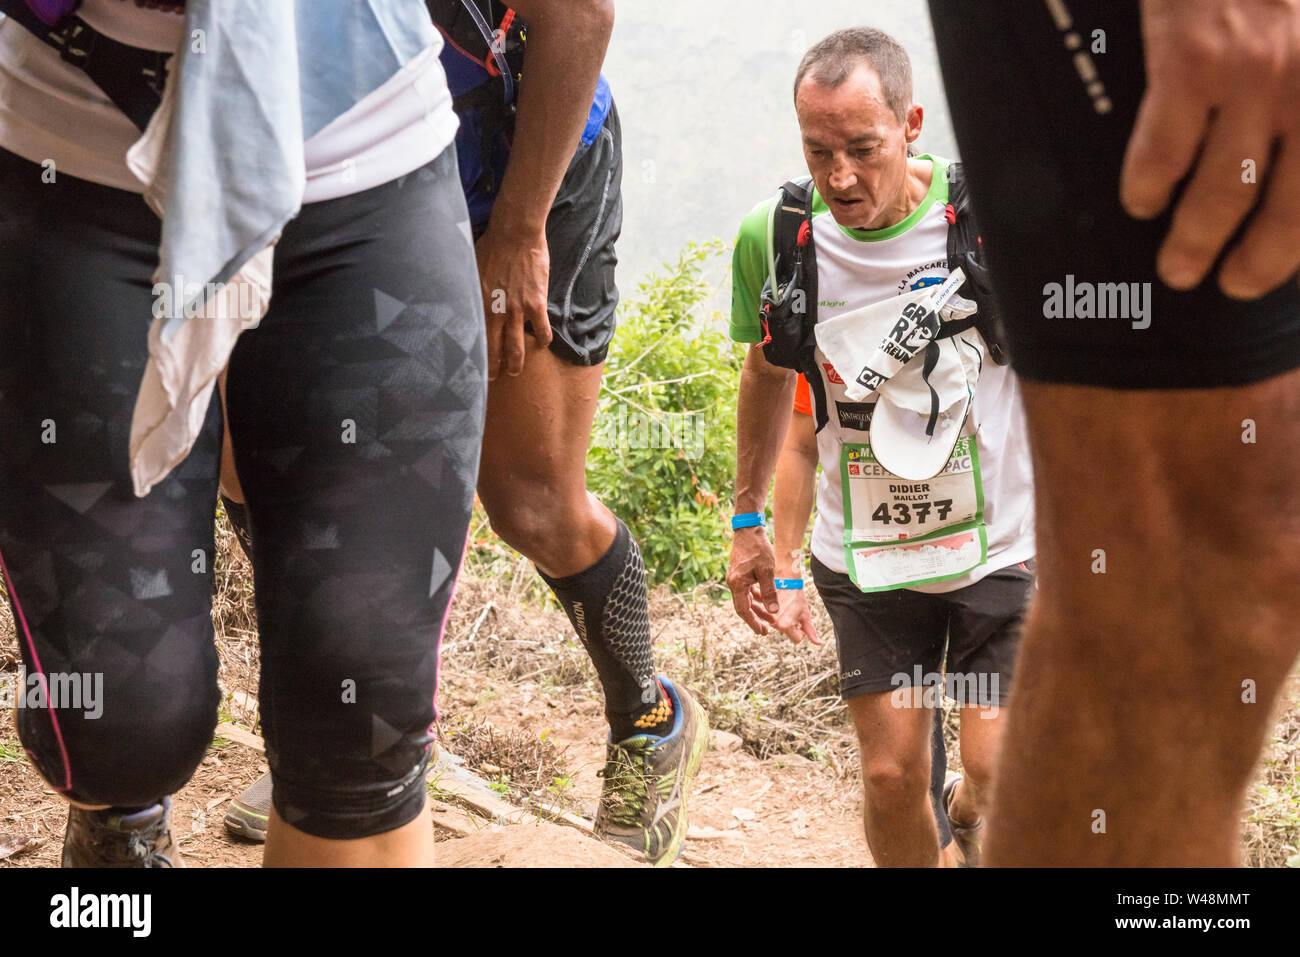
[725,27,1036,867]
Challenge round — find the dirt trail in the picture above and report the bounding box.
[3,559,1297,868]
[0,680,867,868]
[0,560,872,868]
[439,670,869,868]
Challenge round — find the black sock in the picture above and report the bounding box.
[220,494,255,564]
[538,520,670,740]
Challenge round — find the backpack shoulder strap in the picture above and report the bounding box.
[428,0,525,99]
[764,177,831,430]
[944,161,971,276]
[944,161,1011,365]
[767,176,814,294]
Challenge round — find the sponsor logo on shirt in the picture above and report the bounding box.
[835,402,876,432]
[856,366,887,392]
[897,260,949,293]
[822,363,844,385]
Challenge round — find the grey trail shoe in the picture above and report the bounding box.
[224,771,272,842]
[62,796,181,868]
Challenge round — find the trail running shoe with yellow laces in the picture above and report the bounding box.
[61,797,181,868]
[594,677,708,866]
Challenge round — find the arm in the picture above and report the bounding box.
[726,196,798,633]
[473,0,615,378]
[1120,0,1300,298]
[770,406,821,645]
[725,345,797,634]
[772,407,818,579]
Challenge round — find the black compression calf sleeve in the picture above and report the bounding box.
[539,519,664,739]
[220,494,255,564]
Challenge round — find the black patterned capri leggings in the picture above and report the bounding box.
[0,144,486,839]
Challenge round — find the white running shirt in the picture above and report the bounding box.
[731,155,1035,593]
[0,2,458,201]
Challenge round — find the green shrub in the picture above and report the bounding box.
[587,242,741,589]
[464,241,742,593]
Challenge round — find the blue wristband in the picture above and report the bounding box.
[731,513,766,530]
[774,578,804,590]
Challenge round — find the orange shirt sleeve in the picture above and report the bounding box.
[793,374,812,416]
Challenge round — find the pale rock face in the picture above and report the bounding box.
[603,0,955,303]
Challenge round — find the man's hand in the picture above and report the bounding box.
[726,527,781,635]
[773,587,820,646]
[475,226,553,380]
[1121,0,1300,298]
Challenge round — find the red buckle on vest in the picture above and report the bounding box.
[759,305,773,346]
[796,221,812,247]
[944,203,957,225]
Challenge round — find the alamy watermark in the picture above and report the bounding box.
[0,668,103,719]
[591,403,707,460]
[889,665,1000,717]
[1043,275,1152,330]
[152,275,262,322]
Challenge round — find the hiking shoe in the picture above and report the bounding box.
[594,677,709,867]
[62,797,181,868]
[943,773,984,867]
[224,771,272,843]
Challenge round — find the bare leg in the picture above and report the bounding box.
[948,702,1004,829]
[477,341,614,576]
[847,691,940,867]
[985,374,1300,866]
[217,370,243,504]
[263,800,435,867]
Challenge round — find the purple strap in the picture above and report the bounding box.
[24,0,81,27]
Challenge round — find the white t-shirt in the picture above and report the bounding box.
[0,1,457,201]
[731,155,1035,593]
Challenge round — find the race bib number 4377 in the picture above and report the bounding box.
[840,437,987,591]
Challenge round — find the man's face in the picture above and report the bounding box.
[795,64,922,231]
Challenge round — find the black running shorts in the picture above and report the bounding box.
[928,0,1300,389]
[811,557,1033,705]
[482,103,623,367]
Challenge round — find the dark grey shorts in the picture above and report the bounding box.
[811,556,1034,704]
[528,101,624,367]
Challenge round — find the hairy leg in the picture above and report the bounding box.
[847,691,940,867]
[985,373,1300,866]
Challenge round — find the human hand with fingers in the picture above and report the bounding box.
[726,527,782,635]
[1121,0,1300,299]
[475,225,553,379]
[772,584,821,646]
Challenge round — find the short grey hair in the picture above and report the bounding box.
[794,27,914,122]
